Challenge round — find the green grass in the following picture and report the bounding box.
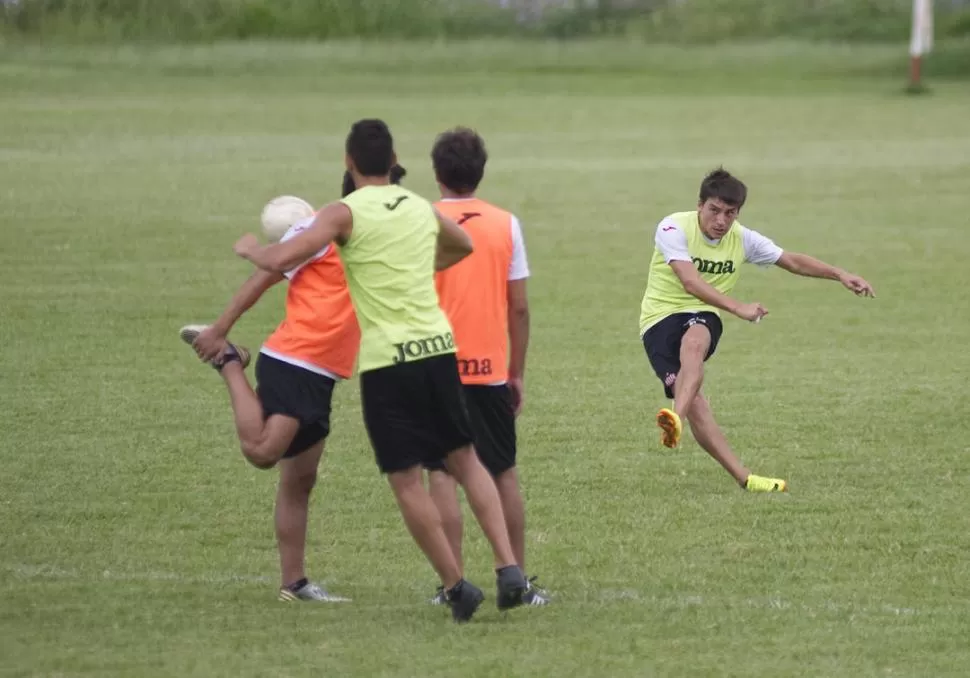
[1,41,969,677]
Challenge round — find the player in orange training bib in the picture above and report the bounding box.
[178,166,405,603]
[423,128,549,606]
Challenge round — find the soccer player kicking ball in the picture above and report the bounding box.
[640,168,875,492]
[422,127,548,606]
[233,119,529,623]
[178,167,405,603]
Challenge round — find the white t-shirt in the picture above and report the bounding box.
[508,215,530,281]
[280,216,330,280]
[654,217,783,266]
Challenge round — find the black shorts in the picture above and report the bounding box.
[641,312,723,398]
[424,384,517,477]
[255,353,335,459]
[359,353,474,474]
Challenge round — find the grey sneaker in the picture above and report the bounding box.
[279,581,351,603]
[179,324,251,370]
[523,576,550,606]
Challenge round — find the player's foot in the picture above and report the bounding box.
[522,576,550,606]
[744,474,788,493]
[656,408,682,448]
[429,585,447,605]
[445,579,484,623]
[496,565,528,611]
[178,324,251,370]
[278,579,351,602]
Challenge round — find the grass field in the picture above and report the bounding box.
[1,41,969,677]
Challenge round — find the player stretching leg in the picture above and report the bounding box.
[234,120,528,623]
[639,168,874,492]
[179,168,405,602]
[422,128,548,606]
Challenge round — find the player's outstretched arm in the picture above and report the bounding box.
[434,207,474,271]
[775,252,875,297]
[193,270,285,361]
[669,261,768,323]
[235,203,352,273]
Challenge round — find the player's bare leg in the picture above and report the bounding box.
[220,361,300,470]
[658,324,710,448]
[444,445,527,611]
[388,467,464,588]
[687,392,788,493]
[428,470,464,572]
[495,468,526,571]
[684,392,748,484]
[443,446,516,569]
[276,441,325,587]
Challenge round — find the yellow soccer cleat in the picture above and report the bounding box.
[744,474,788,493]
[656,408,682,448]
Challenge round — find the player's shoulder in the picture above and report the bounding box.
[656,211,695,235]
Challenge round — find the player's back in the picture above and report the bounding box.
[338,184,454,373]
[262,218,359,379]
[435,198,519,385]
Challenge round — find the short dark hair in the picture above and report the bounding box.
[699,167,747,208]
[346,119,394,177]
[431,127,487,194]
[341,163,406,198]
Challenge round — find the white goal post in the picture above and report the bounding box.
[909,0,934,88]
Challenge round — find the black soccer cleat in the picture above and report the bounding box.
[445,579,485,623]
[496,565,528,611]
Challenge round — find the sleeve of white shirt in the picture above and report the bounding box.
[280,216,331,280]
[654,218,693,263]
[507,214,530,281]
[740,225,784,266]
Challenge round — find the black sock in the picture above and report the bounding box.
[286,577,308,592]
[495,565,520,576]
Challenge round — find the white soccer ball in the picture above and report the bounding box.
[260,195,315,243]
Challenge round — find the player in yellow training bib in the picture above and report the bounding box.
[639,168,875,493]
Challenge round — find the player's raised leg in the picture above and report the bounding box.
[686,392,786,492]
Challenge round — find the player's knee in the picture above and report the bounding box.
[242,442,279,470]
[286,469,317,495]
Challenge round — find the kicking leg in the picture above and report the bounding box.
[657,323,711,448]
[687,392,788,493]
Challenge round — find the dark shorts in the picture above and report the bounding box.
[642,312,724,398]
[255,353,335,459]
[359,353,474,474]
[424,384,517,478]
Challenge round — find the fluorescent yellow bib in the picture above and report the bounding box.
[339,185,455,372]
[639,211,745,335]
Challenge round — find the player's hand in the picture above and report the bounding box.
[508,377,525,417]
[839,272,875,298]
[193,325,228,362]
[233,234,260,259]
[735,302,768,323]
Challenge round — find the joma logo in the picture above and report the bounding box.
[692,257,736,275]
[392,333,455,364]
